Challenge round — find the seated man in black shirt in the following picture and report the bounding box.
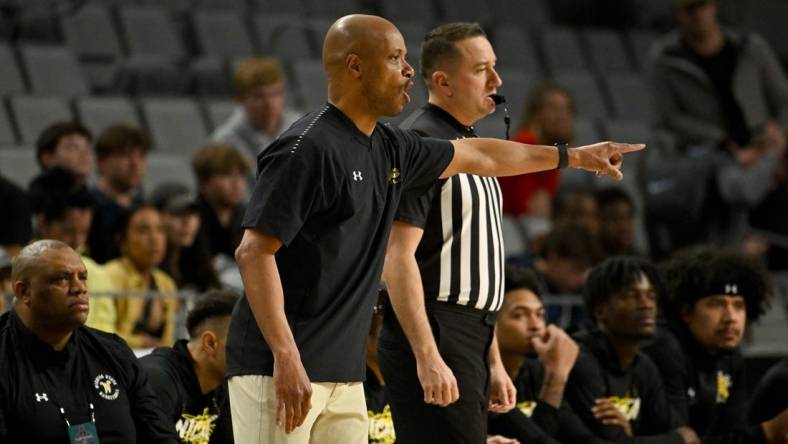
[566,256,698,444]
[140,289,238,444]
[491,266,582,444]
[0,239,176,443]
[643,247,788,444]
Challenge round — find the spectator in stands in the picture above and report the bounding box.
[140,289,237,444]
[499,82,575,219]
[35,121,93,181]
[749,147,788,270]
[489,265,585,443]
[29,167,117,333]
[595,187,639,258]
[0,240,177,443]
[212,57,301,162]
[553,189,599,237]
[104,204,178,349]
[192,143,249,264]
[0,173,32,257]
[566,256,700,444]
[150,182,220,292]
[649,0,788,248]
[88,124,151,263]
[643,247,788,443]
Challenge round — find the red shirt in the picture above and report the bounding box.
[498,129,560,217]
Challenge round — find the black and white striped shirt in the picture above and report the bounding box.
[396,104,505,312]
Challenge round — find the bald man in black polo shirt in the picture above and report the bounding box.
[225,13,645,444]
[0,240,177,444]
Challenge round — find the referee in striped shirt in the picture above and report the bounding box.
[378,22,573,443]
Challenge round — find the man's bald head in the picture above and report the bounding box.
[322,14,399,75]
[11,239,73,283]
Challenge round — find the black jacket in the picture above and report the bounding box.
[139,340,233,444]
[642,327,767,444]
[565,329,684,444]
[0,310,177,443]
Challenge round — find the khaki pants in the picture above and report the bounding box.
[228,375,368,444]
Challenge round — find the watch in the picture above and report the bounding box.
[555,143,569,169]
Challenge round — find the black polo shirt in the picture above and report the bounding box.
[0,310,177,443]
[140,340,233,444]
[226,103,454,382]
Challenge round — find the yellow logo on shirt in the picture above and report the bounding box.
[176,407,218,444]
[517,400,537,417]
[389,168,401,185]
[368,405,396,444]
[607,395,641,421]
[716,371,732,403]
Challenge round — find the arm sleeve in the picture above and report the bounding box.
[750,34,788,128]
[393,129,455,191]
[116,339,179,443]
[642,332,690,425]
[488,409,562,444]
[242,137,335,246]
[394,184,439,228]
[138,357,180,424]
[531,401,560,436]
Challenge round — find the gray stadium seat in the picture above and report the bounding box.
[195,0,248,10]
[491,0,552,26]
[61,5,123,60]
[500,214,527,258]
[119,56,190,96]
[252,15,315,61]
[496,69,541,126]
[541,27,588,75]
[193,11,254,57]
[554,72,609,119]
[10,96,73,144]
[379,0,435,25]
[250,0,304,15]
[292,59,329,111]
[0,106,17,145]
[603,119,653,143]
[119,5,186,60]
[302,0,361,18]
[628,30,660,72]
[75,96,141,136]
[397,22,428,51]
[20,45,90,96]
[604,74,652,120]
[0,148,38,189]
[143,153,197,194]
[204,99,236,131]
[745,0,788,63]
[574,116,601,145]
[141,98,209,155]
[436,0,493,24]
[190,57,232,97]
[0,44,26,96]
[583,28,633,74]
[492,25,541,75]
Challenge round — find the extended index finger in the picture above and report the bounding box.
[609,142,646,154]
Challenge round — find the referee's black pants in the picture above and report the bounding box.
[377,300,496,444]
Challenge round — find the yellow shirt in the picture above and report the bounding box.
[104,257,178,348]
[82,256,117,333]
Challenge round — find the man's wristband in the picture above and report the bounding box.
[555,143,569,169]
